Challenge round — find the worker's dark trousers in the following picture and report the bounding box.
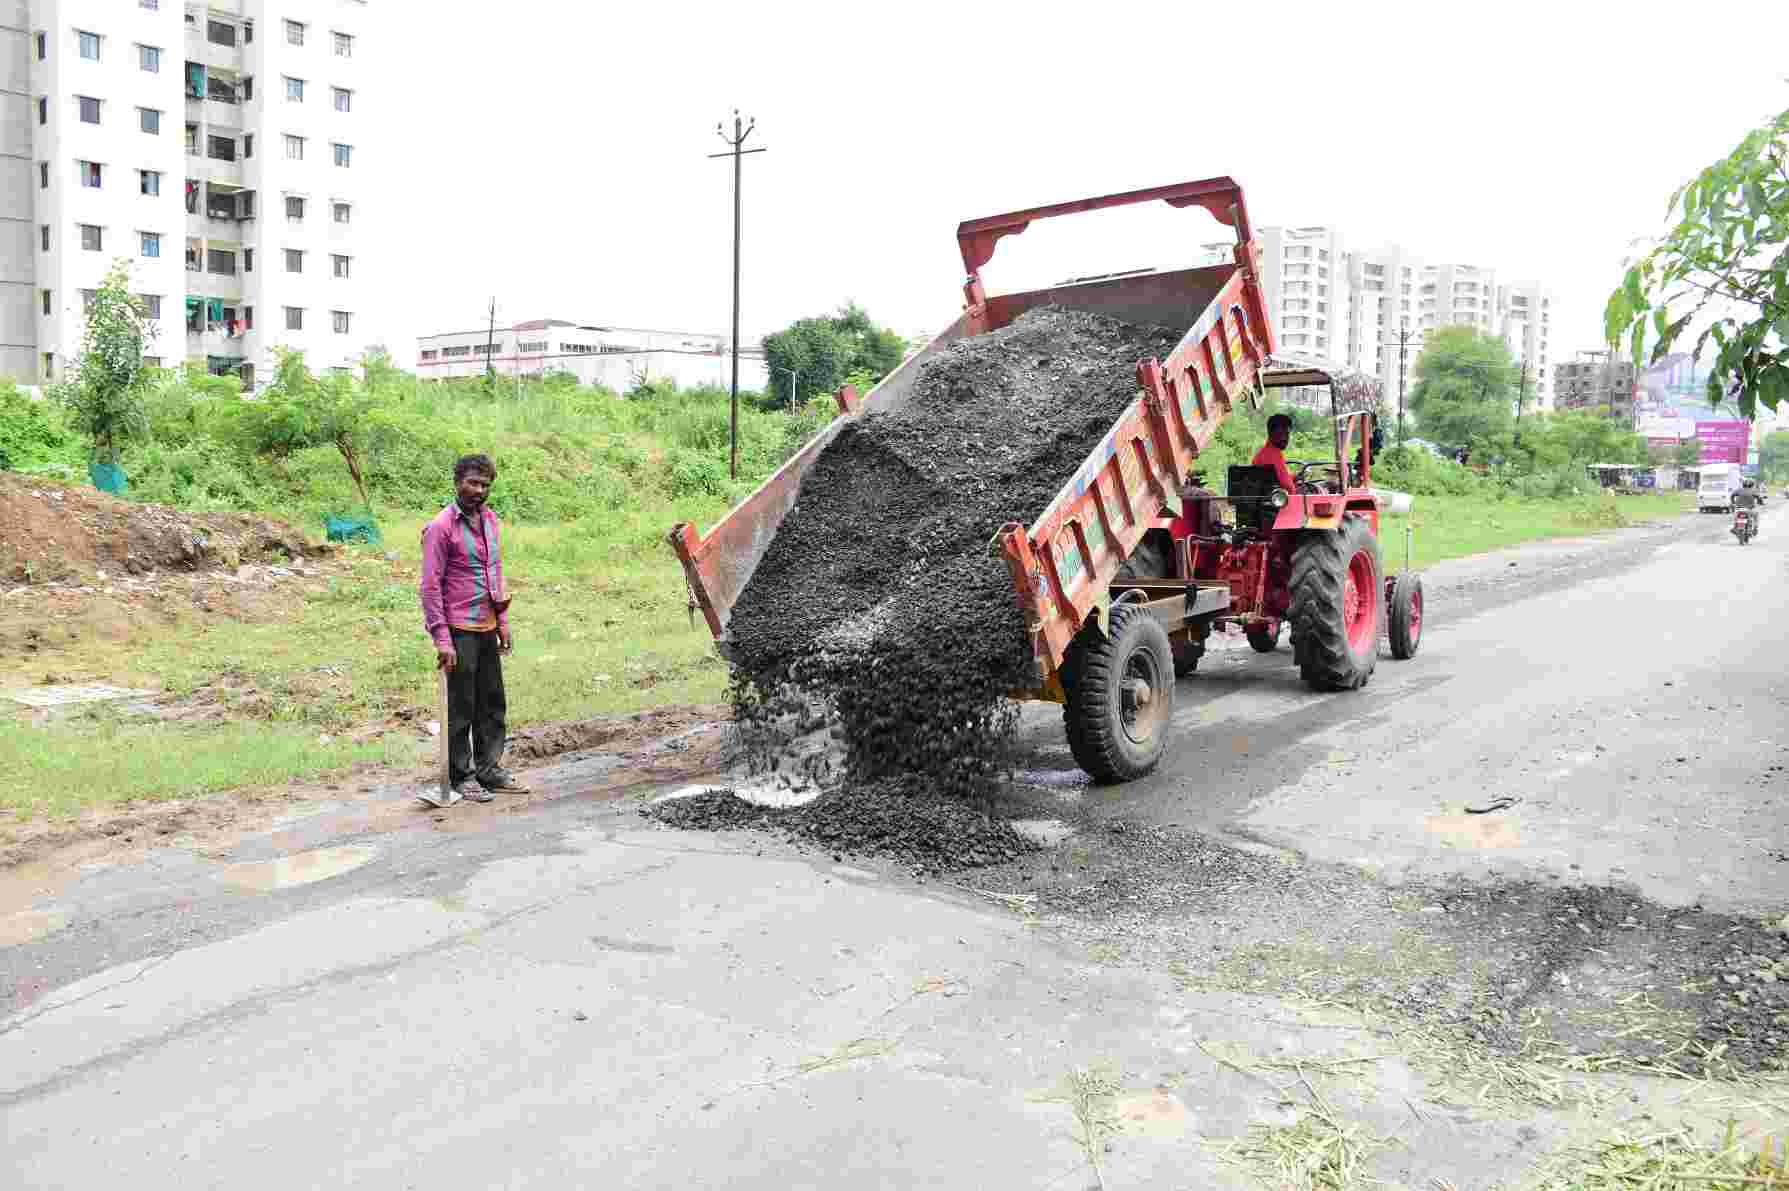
[447,629,508,787]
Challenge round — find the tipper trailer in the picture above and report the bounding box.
[670,177,1422,782]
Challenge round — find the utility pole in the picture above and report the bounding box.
[1515,356,1530,445]
[709,110,767,479]
[483,297,497,390]
[1379,322,1419,445]
[782,366,800,410]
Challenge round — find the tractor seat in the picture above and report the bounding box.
[1227,464,1282,533]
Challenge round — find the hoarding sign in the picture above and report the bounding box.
[1696,419,1750,463]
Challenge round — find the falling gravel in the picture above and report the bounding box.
[723,306,1180,816]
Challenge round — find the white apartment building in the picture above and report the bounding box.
[1203,226,1556,414]
[1,0,367,390]
[417,319,771,393]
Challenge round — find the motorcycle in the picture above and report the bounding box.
[1732,506,1758,545]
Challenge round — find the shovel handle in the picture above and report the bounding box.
[437,667,451,794]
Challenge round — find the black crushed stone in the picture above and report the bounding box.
[642,779,1034,873]
[725,306,1180,801]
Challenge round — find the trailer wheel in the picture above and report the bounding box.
[1246,624,1280,653]
[1062,604,1174,783]
[1289,516,1381,691]
[1388,572,1423,659]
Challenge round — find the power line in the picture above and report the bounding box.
[708,110,767,480]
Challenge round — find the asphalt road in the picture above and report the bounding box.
[4,510,1786,1188]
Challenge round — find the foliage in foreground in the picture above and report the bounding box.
[1605,102,1789,419]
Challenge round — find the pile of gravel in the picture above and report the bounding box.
[642,779,1034,873]
[726,306,1180,802]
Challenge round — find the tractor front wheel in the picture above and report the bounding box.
[1063,604,1175,783]
[1289,516,1381,691]
[1388,572,1423,659]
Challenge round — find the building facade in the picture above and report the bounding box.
[1554,351,1640,418]
[1202,225,1555,415]
[417,319,770,392]
[2,0,367,389]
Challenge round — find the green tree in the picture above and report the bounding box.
[1605,104,1789,419]
[251,349,380,509]
[1760,429,1789,481]
[1673,438,1702,467]
[761,302,906,409]
[1408,326,1519,451]
[51,259,157,465]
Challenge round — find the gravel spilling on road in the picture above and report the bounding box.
[724,307,1180,811]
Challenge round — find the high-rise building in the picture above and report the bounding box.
[2,0,367,389]
[1202,225,1555,415]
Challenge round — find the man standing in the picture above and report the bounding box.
[1253,413,1298,493]
[417,454,529,807]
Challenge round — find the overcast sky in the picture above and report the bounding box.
[359,0,1789,370]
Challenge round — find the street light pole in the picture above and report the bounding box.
[782,366,799,409]
[708,111,768,479]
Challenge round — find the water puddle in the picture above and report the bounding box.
[217,844,380,892]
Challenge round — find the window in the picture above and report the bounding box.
[284,196,305,223]
[332,143,352,168]
[43,354,53,380]
[78,96,101,124]
[80,224,103,251]
[138,44,160,72]
[332,310,350,335]
[441,345,470,357]
[37,96,46,125]
[244,134,254,158]
[285,20,305,46]
[331,254,351,278]
[284,135,304,160]
[333,87,352,113]
[39,162,48,189]
[139,294,162,319]
[332,202,351,224]
[80,290,97,313]
[284,306,303,331]
[244,306,254,329]
[244,249,254,272]
[79,161,102,188]
[334,31,353,57]
[244,21,253,44]
[141,0,159,8]
[207,135,235,162]
[285,249,304,273]
[40,226,49,251]
[42,290,51,316]
[518,341,549,353]
[186,123,198,153]
[242,77,254,102]
[208,248,236,275]
[420,349,437,361]
[285,76,304,103]
[78,30,100,60]
[207,21,236,47]
[141,232,161,258]
[139,107,161,135]
[36,31,46,60]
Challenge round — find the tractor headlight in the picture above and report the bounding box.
[1269,488,1289,509]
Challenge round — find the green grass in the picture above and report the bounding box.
[1380,490,1688,572]
[0,715,418,817]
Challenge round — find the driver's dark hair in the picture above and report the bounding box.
[454,453,496,482]
[1266,413,1293,434]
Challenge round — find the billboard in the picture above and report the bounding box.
[1697,419,1750,463]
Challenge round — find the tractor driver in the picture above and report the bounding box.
[1254,413,1299,494]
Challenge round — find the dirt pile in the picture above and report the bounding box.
[0,473,326,585]
[725,307,1179,802]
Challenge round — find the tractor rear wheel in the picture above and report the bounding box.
[1246,624,1280,653]
[1063,604,1175,783]
[1289,516,1381,691]
[1388,572,1423,659]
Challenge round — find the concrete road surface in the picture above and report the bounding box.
[4,512,1786,1188]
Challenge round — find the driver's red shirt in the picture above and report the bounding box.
[1253,442,1297,492]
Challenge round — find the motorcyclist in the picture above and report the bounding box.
[1733,479,1762,535]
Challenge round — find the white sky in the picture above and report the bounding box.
[358,0,1789,370]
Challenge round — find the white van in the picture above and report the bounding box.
[1698,462,1742,513]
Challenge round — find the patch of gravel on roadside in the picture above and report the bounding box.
[970,821,1789,1078]
[640,778,1037,873]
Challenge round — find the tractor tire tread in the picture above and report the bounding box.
[1062,604,1173,783]
[1288,516,1380,691]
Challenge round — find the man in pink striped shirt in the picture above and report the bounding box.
[417,453,529,807]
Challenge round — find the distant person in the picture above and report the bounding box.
[417,453,529,807]
[1254,413,1298,493]
[1734,478,1762,520]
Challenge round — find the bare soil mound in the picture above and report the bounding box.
[0,473,326,585]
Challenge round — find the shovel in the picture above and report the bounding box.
[417,660,458,808]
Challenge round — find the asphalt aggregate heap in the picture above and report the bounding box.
[725,306,1181,810]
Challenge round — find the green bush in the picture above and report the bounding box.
[0,382,85,473]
